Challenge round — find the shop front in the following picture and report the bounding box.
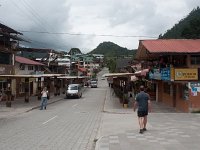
[155,68,199,112]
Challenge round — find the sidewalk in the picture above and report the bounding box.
[95,87,200,150]
[0,93,64,118]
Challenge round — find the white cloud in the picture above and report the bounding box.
[0,0,199,52]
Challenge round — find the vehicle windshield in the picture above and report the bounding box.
[68,86,78,90]
[91,81,97,84]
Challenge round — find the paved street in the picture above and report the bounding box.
[1,68,200,150]
[0,83,106,150]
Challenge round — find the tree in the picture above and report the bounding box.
[106,58,116,73]
[160,7,200,39]
[68,48,82,55]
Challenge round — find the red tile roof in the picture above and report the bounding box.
[78,67,87,72]
[15,56,44,65]
[141,39,200,53]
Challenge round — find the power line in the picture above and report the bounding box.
[18,30,157,38]
[9,0,70,49]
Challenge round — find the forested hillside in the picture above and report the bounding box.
[89,41,136,57]
[159,7,200,39]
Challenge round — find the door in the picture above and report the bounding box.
[30,81,33,95]
[173,84,176,107]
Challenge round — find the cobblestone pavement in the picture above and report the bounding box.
[1,79,200,150]
[0,93,64,118]
[95,87,200,150]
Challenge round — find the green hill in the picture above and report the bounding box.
[89,41,136,57]
[159,7,200,39]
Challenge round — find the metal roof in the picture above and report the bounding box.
[141,39,200,53]
[0,74,64,78]
[15,56,44,66]
[0,23,22,35]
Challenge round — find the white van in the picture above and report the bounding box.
[90,80,98,88]
[66,84,82,98]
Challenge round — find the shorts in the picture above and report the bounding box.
[137,111,148,117]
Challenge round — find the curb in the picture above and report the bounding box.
[25,97,64,112]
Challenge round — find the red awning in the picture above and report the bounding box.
[78,67,87,72]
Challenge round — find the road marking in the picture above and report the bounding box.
[72,104,78,108]
[42,116,57,125]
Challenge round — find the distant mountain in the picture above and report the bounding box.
[159,7,200,39]
[88,41,136,57]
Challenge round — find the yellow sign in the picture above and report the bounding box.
[174,69,198,80]
[170,67,175,81]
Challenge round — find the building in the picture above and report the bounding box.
[14,56,45,97]
[136,39,200,112]
[0,23,28,106]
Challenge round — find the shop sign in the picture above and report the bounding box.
[149,69,161,80]
[161,68,170,81]
[189,82,200,96]
[175,69,198,80]
[190,82,200,87]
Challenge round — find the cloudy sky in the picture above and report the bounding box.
[0,0,199,53]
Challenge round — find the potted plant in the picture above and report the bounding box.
[5,90,12,107]
[123,93,128,108]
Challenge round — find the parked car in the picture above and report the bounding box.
[90,80,98,88]
[101,77,106,80]
[66,84,82,98]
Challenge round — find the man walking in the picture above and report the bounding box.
[134,85,151,134]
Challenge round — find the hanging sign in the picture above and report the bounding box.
[174,69,198,81]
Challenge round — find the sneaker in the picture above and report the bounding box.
[139,129,144,134]
[143,128,147,131]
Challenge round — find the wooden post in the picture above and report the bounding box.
[54,76,57,96]
[6,78,12,107]
[37,77,41,100]
[47,77,51,99]
[25,78,29,103]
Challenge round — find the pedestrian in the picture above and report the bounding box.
[133,85,151,134]
[0,90,2,101]
[40,87,48,110]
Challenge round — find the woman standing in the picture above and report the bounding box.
[40,87,48,110]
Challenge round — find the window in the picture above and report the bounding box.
[19,64,25,70]
[35,66,39,71]
[172,55,187,67]
[191,55,200,65]
[28,65,34,70]
[0,52,12,65]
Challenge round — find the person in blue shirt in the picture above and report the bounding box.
[134,85,151,134]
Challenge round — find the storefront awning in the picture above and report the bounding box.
[0,74,65,78]
[58,76,89,79]
[103,73,135,77]
[134,69,149,76]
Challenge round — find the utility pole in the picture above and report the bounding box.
[69,49,72,76]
